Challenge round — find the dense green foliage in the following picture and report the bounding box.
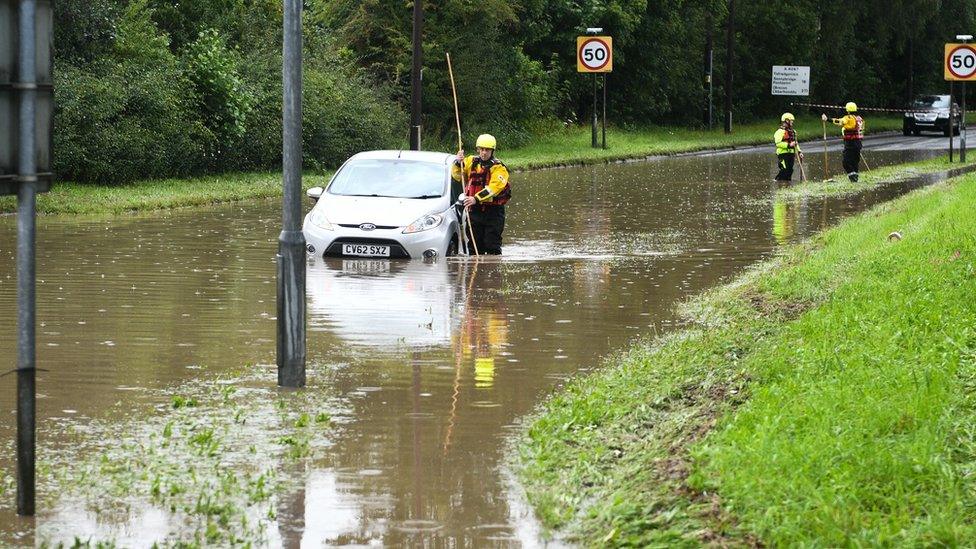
[518,171,976,545]
[51,0,974,182]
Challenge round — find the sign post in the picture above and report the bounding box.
[577,34,612,148]
[770,65,811,96]
[946,41,976,161]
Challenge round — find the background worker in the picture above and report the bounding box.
[453,134,511,255]
[774,113,803,182]
[824,102,864,182]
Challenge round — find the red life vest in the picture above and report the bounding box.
[466,157,510,206]
[843,116,864,141]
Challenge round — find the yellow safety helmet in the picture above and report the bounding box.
[845,102,857,113]
[475,134,497,150]
[781,112,795,122]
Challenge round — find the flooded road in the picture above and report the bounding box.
[0,143,947,545]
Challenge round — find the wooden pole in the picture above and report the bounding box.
[445,53,479,256]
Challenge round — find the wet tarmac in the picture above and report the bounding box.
[0,140,950,546]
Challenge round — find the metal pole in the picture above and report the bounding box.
[704,12,713,129]
[724,0,734,134]
[591,73,598,148]
[409,0,423,150]
[961,81,967,163]
[16,0,38,516]
[602,74,607,149]
[950,80,954,162]
[278,0,306,388]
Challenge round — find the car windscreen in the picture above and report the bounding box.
[911,96,949,109]
[327,159,447,199]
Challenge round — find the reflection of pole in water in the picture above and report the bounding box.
[443,260,479,455]
[412,352,423,519]
[276,430,307,548]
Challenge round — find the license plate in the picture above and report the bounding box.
[342,259,390,273]
[342,243,390,257]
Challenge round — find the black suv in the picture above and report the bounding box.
[903,94,960,136]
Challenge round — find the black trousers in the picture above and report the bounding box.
[467,206,505,255]
[843,140,862,180]
[775,153,795,181]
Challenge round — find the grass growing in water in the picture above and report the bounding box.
[777,154,976,199]
[28,366,340,547]
[517,172,976,545]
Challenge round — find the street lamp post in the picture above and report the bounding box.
[957,34,972,162]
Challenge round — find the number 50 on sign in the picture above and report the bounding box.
[577,36,613,73]
[945,43,976,81]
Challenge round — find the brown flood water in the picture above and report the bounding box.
[0,147,943,546]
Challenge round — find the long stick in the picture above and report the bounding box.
[795,151,807,182]
[446,52,479,256]
[822,118,829,177]
[860,151,872,172]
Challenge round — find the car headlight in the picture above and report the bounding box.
[937,111,949,119]
[402,213,443,234]
[309,208,335,230]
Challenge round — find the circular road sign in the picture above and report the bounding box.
[947,44,976,79]
[578,37,611,72]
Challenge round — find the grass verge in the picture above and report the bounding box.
[516,172,976,545]
[0,116,902,216]
[777,154,976,199]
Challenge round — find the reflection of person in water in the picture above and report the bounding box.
[772,200,798,245]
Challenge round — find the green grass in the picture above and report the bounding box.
[503,115,903,170]
[0,116,902,216]
[517,172,976,546]
[0,171,333,216]
[777,154,976,199]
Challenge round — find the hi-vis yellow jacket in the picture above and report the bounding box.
[451,156,511,205]
[774,126,800,155]
[831,114,865,140]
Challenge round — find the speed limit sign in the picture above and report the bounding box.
[577,36,613,73]
[945,43,976,81]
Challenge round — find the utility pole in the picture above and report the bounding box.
[278,0,306,388]
[704,12,714,129]
[409,0,423,150]
[724,0,734,134]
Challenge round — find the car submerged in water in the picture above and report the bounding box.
[302,150,463,260]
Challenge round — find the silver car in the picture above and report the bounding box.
[302,150,462,260]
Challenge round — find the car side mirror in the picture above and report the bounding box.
[306,187,324,201]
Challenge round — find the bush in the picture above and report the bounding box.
[54,1,210,182]
[184,29,254,166]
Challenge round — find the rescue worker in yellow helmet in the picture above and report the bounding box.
[452,134,511,255]
[823,102,864,182]
[774,113,803,182]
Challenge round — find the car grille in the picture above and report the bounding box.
[324,237,411,259]
[337,224,399,230]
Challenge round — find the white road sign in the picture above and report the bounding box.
[771,65,810,96]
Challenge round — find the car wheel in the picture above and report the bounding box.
[903,123,912,136]
[912,129,921,136]
[447,235,459,257]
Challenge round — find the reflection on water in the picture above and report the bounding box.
[0,146,946,545]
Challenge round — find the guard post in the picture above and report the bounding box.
[946,37,976,162]
[1,0,53,516]
[578,29,611,149]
